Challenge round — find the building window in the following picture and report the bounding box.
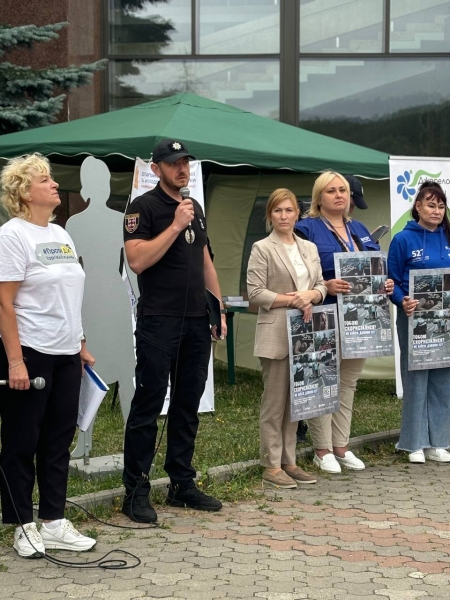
[299,58,450,156]
[108,0,192,56]
[107,0,280,115]
[390,0,450,53]
[110,58,280,118]
[106,0,450,157]
[300,0,384,54]
[197,0,280,54]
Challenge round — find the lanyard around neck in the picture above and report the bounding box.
[321,216,355,252]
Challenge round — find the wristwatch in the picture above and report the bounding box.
[220,308,227,314]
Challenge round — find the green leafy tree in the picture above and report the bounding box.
[0,22,107,135]
[120,0,168,13]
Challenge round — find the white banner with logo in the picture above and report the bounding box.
[123,158,214,414]
[130,158,203,203]
[389,156,450,396]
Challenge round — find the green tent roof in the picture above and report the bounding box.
[0,92,389,177]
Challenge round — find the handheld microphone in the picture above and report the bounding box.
[180,187,192,231]
[0,377,46,389]
[180,186,190,200]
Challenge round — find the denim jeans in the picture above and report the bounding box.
[397,309,450,452]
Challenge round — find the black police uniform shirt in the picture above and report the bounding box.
[123,183,208,317]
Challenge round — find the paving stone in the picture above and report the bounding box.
[412,584,450,598]
[172,591,227,599]
[279,582,322,596]
[99,579,152,591]
[13,595,68,600]
[371,577,419,590]
[180,567,231,580]
[211,584,268,597]
[140,574,191,586]
[56,583,110,597]
[95,592,147,600]
[3,458,450,598]
[255,593,308,599]
[374,591,428,599]
[132,587,180,598]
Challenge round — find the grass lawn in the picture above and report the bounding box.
[65,361,401,498]
[0,362,402,550]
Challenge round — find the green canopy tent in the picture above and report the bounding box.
[0,92,389,176]
[0,93,393,378]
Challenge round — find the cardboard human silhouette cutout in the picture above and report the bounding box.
[66,157,136,425]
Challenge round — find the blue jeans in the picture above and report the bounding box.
[397,309,450,452]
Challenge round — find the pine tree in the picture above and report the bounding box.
[0,22,107,135]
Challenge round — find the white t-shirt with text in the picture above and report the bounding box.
[0,218,85,355]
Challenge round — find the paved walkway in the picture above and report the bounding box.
[2,462,450,599]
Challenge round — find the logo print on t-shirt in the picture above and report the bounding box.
[35,242,78,266]
[125,213,139,233]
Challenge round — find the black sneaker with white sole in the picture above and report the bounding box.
[166,485,222,512]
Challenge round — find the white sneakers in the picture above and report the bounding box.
[424,448,450,462]
[314,451,366,473]
[13,522,45,558]
[13,519,96,558]
[40,519,96,551]
[408,449,425,463]
[408,448,450,463]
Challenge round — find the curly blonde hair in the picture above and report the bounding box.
[1,153,52,221]
[265,188,299,232]
[309,171,351,220]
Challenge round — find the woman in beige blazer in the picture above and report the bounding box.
[247,189,327,489]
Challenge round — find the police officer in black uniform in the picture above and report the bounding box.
[122,139,227,523]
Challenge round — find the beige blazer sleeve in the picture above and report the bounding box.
[247,231,327,360]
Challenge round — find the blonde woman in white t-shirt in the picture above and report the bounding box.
[0,154,97,559]
[247,188,327,489]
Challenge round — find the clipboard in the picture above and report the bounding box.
[371,224,390,242]
[206,288,222,338]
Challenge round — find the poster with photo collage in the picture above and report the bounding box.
[408,268,450,371]
[334,252,393,360]
[287,306,340,422]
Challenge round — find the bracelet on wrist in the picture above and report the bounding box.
[9,359,24,370]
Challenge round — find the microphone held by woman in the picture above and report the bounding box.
[0,376,45,389]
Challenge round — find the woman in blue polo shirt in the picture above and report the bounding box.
[295,171,391,474]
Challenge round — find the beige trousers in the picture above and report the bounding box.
[259,356,297,468]
[307,357,365,451]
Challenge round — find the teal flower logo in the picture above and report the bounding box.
[396,169,443,202]
[397,171,416,200]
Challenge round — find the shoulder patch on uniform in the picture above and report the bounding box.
[125,213,139,233]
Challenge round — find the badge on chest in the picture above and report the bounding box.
[185,229,195,244]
